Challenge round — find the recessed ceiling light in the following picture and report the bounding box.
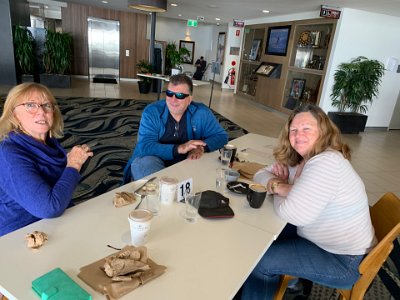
[208,4,217,8]
[101,1,108,3]
[170,3,178,7]
[178,14,182,17]
[262,10,269,13]
[215,17,220,21]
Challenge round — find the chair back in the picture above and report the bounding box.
[340,192,400,299]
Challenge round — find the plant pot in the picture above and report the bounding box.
[138,81,151,94]
[39,74,71,88]
[328,112,368,134]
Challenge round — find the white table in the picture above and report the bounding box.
[137,73,210,100]
[0,133,286,300]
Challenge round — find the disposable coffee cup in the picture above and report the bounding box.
[160,176,178,204]
[128,209,153,246]
[247,184,267,209]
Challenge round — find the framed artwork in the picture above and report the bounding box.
[255,62,278,77]
[216,32,226,64]
[265,25,291,56]
[248,39,261,60]
[289,78,306,100]
[179,40,195,64]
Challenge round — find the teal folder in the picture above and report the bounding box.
[32,267,91,300]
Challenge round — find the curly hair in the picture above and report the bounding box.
[274,104,351,166]
[0,83,63,141]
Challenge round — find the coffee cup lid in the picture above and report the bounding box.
[129,209,153,222]
[160,176,178,185]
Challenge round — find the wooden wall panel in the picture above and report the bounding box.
[62,3,147,78]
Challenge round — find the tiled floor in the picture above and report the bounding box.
[1,77,399,205]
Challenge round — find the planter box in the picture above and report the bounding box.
[21,74,35,83]
[328,112,368,134]
[39,74,71,88]
[138,81,151,94]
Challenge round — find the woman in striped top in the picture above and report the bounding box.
[241,104,376,300]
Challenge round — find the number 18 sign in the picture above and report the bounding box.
[178,178,193,202]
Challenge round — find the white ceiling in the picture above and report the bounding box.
[30,0,400,25]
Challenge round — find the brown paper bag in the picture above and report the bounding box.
[78,246,166,300]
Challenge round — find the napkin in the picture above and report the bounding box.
[198,190,234,218]
[78,246,166,300]
[232,162,265,179]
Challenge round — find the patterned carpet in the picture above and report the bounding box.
[56,97,248,204]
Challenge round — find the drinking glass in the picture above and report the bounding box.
[184,192,202,223]
[221,149,233,166]
[216,168,227,195]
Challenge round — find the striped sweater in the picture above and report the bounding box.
[254,150,376,255]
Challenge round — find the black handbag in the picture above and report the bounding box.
[198,190,234,219]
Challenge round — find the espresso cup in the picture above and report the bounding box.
[246,184,267,209]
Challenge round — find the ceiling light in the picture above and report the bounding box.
[262,10,269,13]
[208,4,217,8]
[128,0,167,12]
[178,14,182,17]
[170,3,178,7]
[101,0,108,3]
[215,17,220,21]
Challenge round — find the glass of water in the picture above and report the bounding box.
[216,168,228,195]
[184,192,202,223]
[221,148,233,166]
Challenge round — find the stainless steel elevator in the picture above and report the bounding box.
[88,17,120,83]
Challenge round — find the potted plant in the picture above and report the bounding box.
[40,30,73,88]
[136,59,153,94]
[13,26,35,82]
[165,42,190,75]
[328,56,385,134]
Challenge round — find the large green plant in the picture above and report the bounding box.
[43,30,73,75]
[331,56,385,114]
[165,42,190,72]
[13,26,35,75]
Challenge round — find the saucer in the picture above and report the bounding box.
[226,181,249,194]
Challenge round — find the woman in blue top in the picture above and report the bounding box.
[0,83,93,236]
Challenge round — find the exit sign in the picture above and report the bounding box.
[187,19,198,27]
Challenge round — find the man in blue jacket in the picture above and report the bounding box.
[123,74,228,182]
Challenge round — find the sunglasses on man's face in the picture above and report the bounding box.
[165,89,190,100]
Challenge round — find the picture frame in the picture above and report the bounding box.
[265,25,291,56]
[248,39,261,60]
[254,62,278,77]
[216,32,226,64]
[289,78,306,100]
[179,40,195,64]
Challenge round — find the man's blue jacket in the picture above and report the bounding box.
[122,100,228,183]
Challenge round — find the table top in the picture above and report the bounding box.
[137,73,210,86]
[0,133,285,300]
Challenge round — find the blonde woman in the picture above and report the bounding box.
[0,83,93,236]
[241,104,376,299]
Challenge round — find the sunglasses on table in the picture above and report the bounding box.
[14,102,55,114]
[165,89,190,100]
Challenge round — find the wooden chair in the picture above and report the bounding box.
[274,192,400,300]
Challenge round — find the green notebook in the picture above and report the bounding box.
[32,267,91,300]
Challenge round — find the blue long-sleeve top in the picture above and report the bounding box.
[0,132,81,236]
[123,100,228,183]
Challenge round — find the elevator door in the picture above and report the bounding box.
[88,17,120,83]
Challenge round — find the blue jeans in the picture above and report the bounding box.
[130,156,165,180]
[241,224,364,300]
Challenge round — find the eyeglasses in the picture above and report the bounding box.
[165,89,190,100]
[14,102,55,114]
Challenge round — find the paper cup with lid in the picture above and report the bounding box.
[159,176,178,204]
[128,209,153,246]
